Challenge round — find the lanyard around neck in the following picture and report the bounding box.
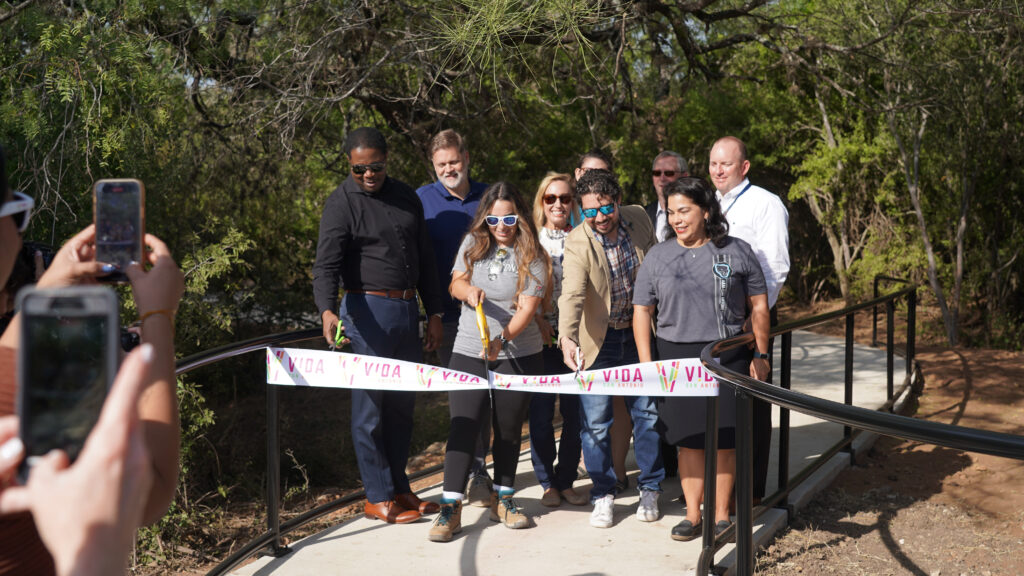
[723,181,753,216]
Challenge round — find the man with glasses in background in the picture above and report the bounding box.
[557,169,664,529]
[644,151,690,243]
[313,127,445,524]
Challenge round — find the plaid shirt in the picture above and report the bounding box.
[592,222,641,325]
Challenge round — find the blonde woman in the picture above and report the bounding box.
[527,172,587,507]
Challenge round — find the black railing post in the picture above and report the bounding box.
[907,288,917,379]
[264,384,290,557]
[779,332,792,492]
[872,276,881,346]
[697,395,719,576]
[886,300,895,401]
[844,313,854,441]
[735,388,755,576]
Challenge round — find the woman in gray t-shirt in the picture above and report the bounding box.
[429,182,550,542]
[632,177,771,542]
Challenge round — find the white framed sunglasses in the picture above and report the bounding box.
[0,190,34,233]
[485,214,518,227]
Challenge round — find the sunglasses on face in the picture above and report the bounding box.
[485,214,519,227]
[652,170,677,178]
[0,191,34,233]
[543,194,573,205]
[352,162,386,175]
[580,203,616,219]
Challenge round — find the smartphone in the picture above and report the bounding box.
[93,178,145,283]
[15,286,119,483]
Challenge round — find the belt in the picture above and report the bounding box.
[347,289,417,300]
[609,320,632,330]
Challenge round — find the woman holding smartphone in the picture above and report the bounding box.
[428,182,550,542]
[631,177,770,542]
[0,143,185,575]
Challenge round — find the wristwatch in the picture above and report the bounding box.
[498,333,510,348]
[754,351,769,360]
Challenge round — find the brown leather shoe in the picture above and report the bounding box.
[395,492,440,514]
[561,487,588,506]
[364,500,420,524]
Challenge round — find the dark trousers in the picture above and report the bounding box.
[528,345,582,491]
[437,319,491,480]
[443,352,541,492]
[752,307,779,500]
[340,293,422,503]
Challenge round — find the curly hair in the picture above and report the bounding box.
[574,168,621,205]
[460,182,551,305]
[663,177,730,247]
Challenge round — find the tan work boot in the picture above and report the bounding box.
[428,499,463,542]
[489,490,529,529]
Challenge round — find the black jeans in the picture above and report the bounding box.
[443,352,543,492]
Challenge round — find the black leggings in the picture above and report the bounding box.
[443,352,542,493]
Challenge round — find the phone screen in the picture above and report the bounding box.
[18,292,115,471]
[94,180,143,274]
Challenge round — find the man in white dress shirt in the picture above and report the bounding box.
[709,135,790,504]
[644,151,689,243]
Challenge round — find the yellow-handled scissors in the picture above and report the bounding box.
[475,301,489,355]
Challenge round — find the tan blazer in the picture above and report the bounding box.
[557,204,655,368]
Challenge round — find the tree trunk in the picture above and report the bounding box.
[887,108,958,346]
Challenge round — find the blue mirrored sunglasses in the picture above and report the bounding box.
[580,203,616,219]
[0,191,34,233]
[485,214,518,227]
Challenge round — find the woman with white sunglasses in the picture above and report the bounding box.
[429,182,550,542]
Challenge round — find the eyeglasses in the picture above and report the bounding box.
[485,214,518,227]
[543,194,572,205]
[352,162,386,175]
[580,203,616,219]
[652,170,678,178]
[0,191,34,233]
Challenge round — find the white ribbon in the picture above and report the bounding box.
[266,347,718,397]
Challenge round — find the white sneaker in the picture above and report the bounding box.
[636,489,659,522]
[590,494,614,528]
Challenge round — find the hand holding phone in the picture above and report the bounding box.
[93,179,145,283]
[15,286,119,483]
[1,344,155,576]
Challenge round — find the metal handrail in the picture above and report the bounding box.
[177,281,1022,576]
[872,276,912,346]
[700,282,1024,575]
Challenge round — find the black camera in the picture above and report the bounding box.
[120,328,141,352]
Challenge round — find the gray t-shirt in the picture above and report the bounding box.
[451,236,546,359]
[633,236,766,342]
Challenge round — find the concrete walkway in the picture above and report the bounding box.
[232,330,907,576]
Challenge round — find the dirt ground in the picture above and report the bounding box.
[756,345,1024,575]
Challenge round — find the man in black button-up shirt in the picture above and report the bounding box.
[312,127,444,523]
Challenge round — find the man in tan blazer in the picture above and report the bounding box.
[557,169,665,529]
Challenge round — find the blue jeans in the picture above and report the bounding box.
[579,327,664,500]
[341,293,421,503]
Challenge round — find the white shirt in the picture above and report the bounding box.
[654,204,669,242]
[716,178,790,307]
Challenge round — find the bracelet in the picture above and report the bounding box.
[139,309,176,339]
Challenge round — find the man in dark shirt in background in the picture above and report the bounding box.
[313,127,444,524]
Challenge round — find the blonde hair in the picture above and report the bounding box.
[532,172,575,230]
